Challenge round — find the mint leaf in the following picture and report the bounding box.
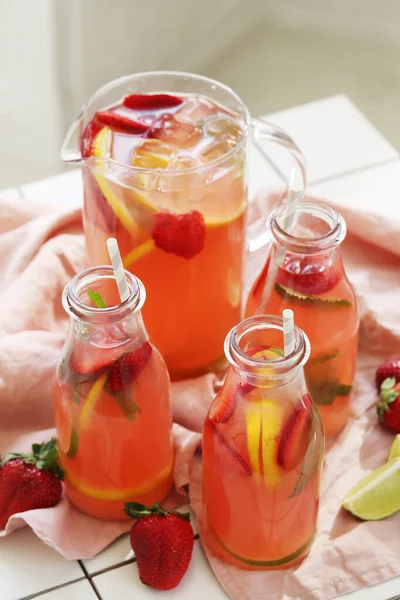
[87,289,107,308]
[65,427,79,459]
[290,418,323,498]
[309,350,341,365]
[308,381,352,406]
[275,283,352,307]
[108,387,141,421]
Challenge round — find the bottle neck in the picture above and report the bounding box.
[268,200,346,255]
[225,316,310,388]
[63,266,147,347]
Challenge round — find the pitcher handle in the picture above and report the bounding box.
[247,118,307,252]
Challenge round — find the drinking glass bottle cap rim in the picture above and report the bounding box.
[225,315,310,382]
[63,266,146,325]
[61,70,251,176]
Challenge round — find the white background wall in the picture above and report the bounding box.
[0,0,399,188]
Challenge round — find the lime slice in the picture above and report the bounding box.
[389,435,400,461]
[275,283,352,307]
[79,373,108,428]
[343,458,400,520]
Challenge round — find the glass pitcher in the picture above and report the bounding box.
[202,315,324,569]
[53,266,173,520]
[61,71,306,381]
[246,200,360,437]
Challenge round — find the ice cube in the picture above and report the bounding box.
[200,139,237,163]
[167,156,199,170]
[132,139,176,169]
[176,96,216,124]
[206,116,242,143]
[148,114,203,149]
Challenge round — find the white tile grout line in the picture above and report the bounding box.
[23,576,86,600]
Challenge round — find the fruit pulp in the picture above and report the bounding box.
[202,362,323,569]
[81,92,246,380]
[245,253,359,437]
[53,306,173,520]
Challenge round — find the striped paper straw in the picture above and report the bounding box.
[283,309,295,357]
[107,237,130,303]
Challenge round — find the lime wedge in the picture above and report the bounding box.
[389,435,400,461]
[343,458,400,520]
[275,283,352,307]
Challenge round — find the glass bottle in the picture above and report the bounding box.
[53,266,173,520]
[202,315,324,569]
[246,200,359,437]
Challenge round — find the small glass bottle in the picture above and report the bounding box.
[202,315,324,569]
[53,266,173,520]
[246,200,359,437]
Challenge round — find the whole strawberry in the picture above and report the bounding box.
[377,378,400,433]
[0,439,63,529]
[376,359,400,391]
[125,502,194,590]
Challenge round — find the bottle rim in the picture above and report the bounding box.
[225,315,310,382]
[269,199,346,254]
[62,266,145,325]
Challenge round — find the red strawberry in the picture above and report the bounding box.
[376,359,400,391]
[81,120,103,158]
[377,378,400,433]
[107,342,152,393]
[277,394,312,470]
[123,93,183,110]
[0,439,63,529]
[277,255,340,296]
[124,502,194,590]
[94,110,150,134]
[152,210,206,260]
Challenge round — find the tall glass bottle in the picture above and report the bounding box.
[53,266,173,520]
[202,315,324,569]
[246,200,359,437]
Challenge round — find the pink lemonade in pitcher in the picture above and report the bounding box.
[245,201,359,438]
[81,91,246,380]
[53,267,173,520]
[202,316,324,569]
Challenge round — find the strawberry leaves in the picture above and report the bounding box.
[1,439,64,480]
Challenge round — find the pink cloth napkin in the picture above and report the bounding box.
[1,190,400,600]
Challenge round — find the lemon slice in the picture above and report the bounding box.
[132,139,175,169]
[245,402,262,478]
[343,458,400,520]
[389,435,400,461]
[79,373,108,428]
[62,459,173,500]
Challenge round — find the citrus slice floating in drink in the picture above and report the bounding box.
[343,457,400,520]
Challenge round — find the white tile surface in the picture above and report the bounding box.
[93,540,228,599]
[83,505,197,575]
[310,158,400,218]
[38,580,98,600]
[256,95,398,185]
[338,575,400,599]
[20,169,83,208]
[0,528,83,600]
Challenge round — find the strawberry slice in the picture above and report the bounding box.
[94,111,150,134]
[123,93,183,110]
[151,210,205,260]
[210,382,252,424]
[69,351,112,377]
[208,420,251,475]
[107,342,152,393]
[277,255,340,296]
[277,394,312,470]
[81,120,103,158]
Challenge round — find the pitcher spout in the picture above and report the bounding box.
[60,115,85,164]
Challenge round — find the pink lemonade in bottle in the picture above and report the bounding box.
[246,201,359,437]
[53,267,173,520]
[80,88,247,380]
[202,316,324,569]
